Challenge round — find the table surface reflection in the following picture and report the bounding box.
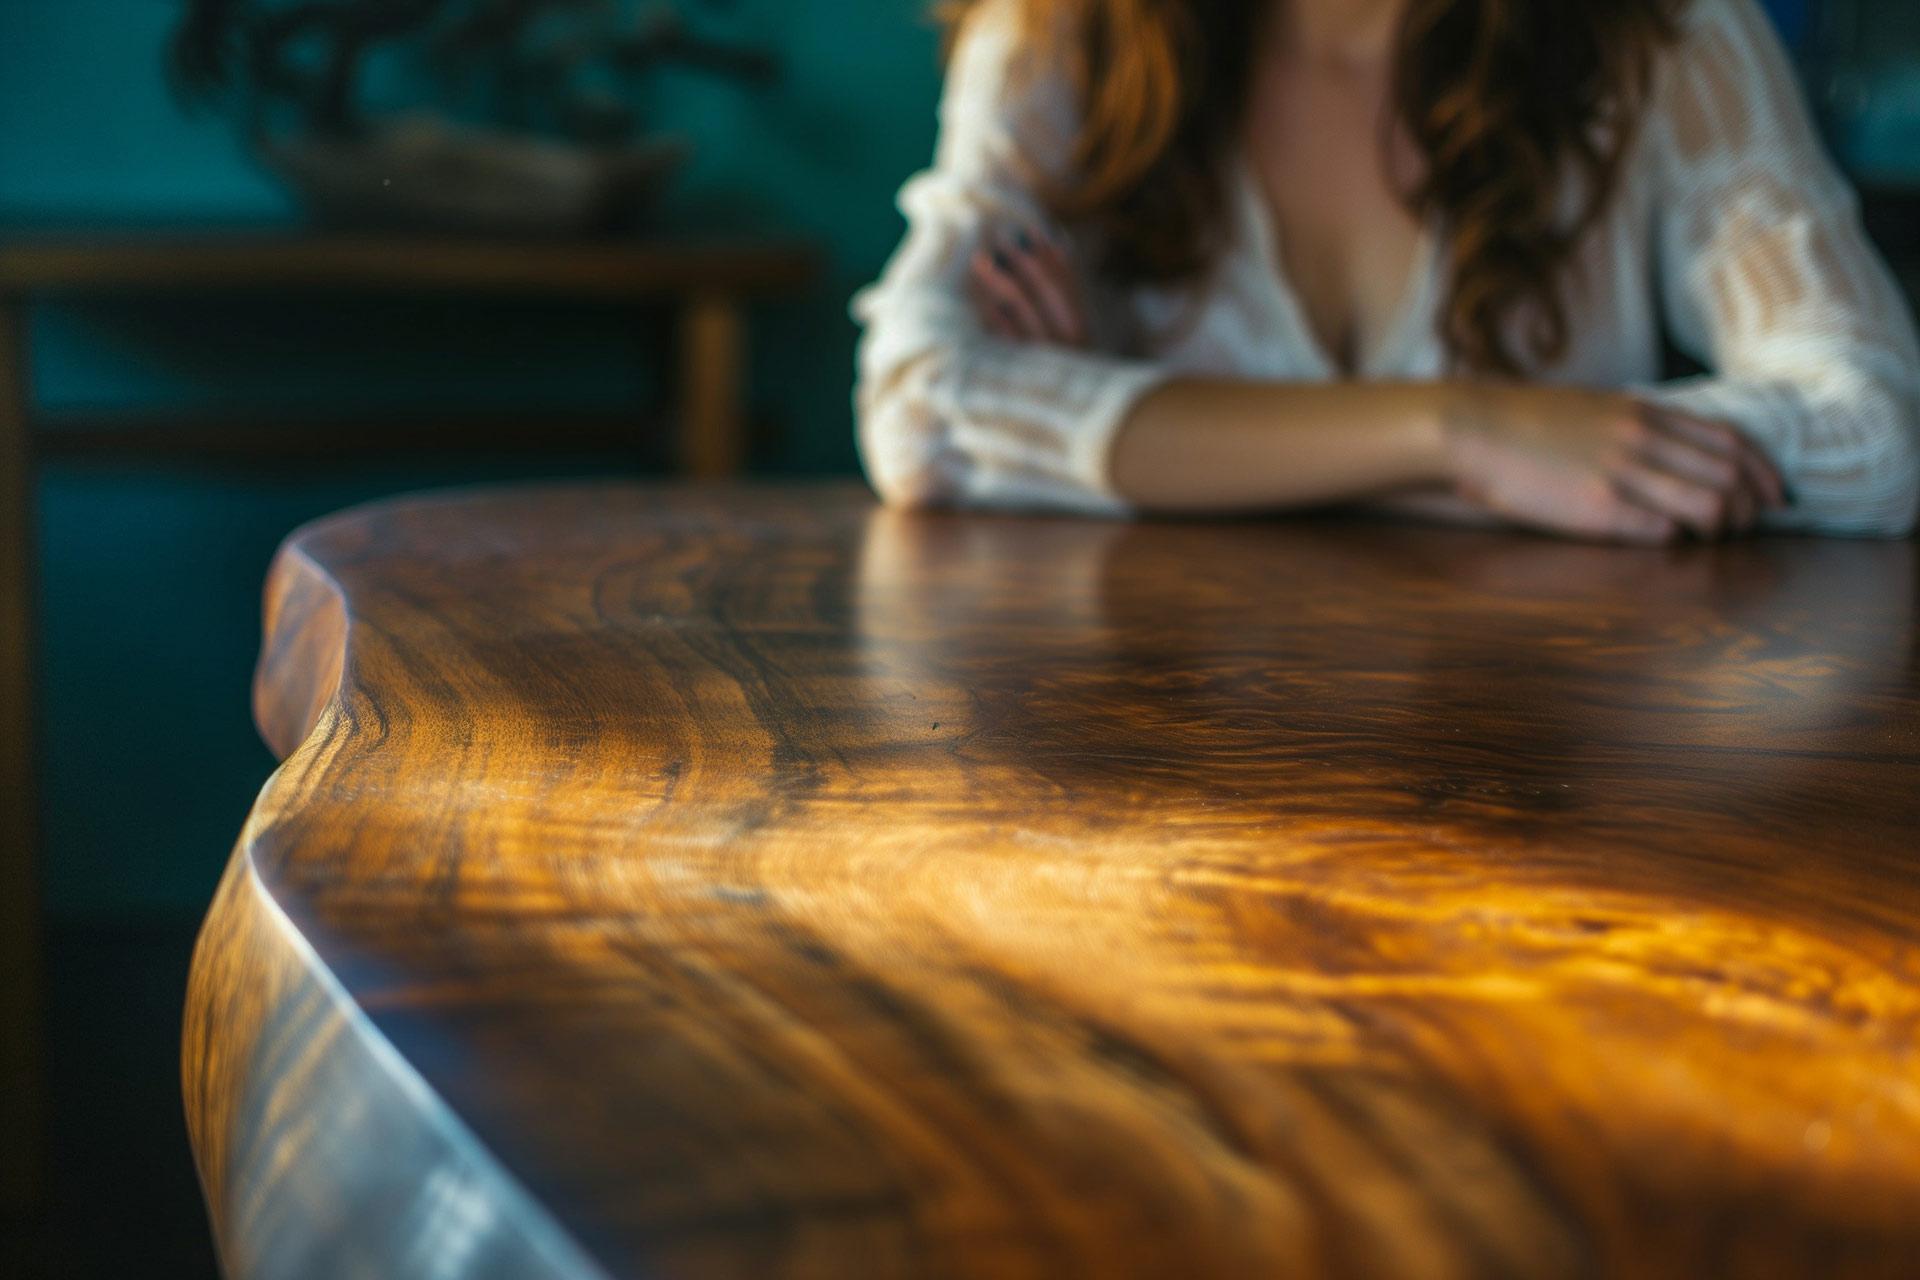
[184,483,1920,1279]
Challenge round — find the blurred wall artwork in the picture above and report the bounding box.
[169,0,780,236]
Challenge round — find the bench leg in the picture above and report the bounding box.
[0,297,42,1215]
[677,293,746,479]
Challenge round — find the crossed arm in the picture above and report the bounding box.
[971,229,1786,545]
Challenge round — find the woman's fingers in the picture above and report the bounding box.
[978,292,1018,339]
[967,262,1017,338]
[1611,459,1739,539]
[1724,479,1758,533]
[971,249,1049,341]
[1570,475,1680,545]
[1647,408,1787,509]
[1729,437,1787,513]
[1632,423,1759,534]
[1000,230,1086,345]
[1635,420,1740,492]
[1604,404,1785,539]
[969,226,1086,347]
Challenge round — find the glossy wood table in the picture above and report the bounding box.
[185,484,1920,1279]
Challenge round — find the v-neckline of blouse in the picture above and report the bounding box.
[1231,156,1440,381]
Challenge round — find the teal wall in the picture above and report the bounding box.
[2,1,943,914]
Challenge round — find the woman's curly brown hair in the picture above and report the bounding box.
[940,0,1685,376]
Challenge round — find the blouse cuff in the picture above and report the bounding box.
[946,341,1176,503]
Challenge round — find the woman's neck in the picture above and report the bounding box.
[1269,0,1406,68]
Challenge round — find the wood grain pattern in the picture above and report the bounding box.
[186,483,1920,1279]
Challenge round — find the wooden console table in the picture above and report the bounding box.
[185,484,1920,1278]
[0,236,815,1210]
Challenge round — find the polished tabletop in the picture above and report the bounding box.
[185,483,1920,1279]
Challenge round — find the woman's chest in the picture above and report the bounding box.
[1242,58,1425,373]
[1126,68,1663,388]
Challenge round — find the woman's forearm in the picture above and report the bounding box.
[1106,376,1784,543]
[1108,378,1457,512]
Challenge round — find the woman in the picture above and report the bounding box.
[852,0,1920,542]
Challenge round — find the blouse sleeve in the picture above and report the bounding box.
[850,0,1174,513]
[1643,0,1920,536]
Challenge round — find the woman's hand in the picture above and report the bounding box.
[969,226,1088,348]
[1442,384,1787,545]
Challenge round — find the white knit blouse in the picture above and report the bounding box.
[852,0,1920,535]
